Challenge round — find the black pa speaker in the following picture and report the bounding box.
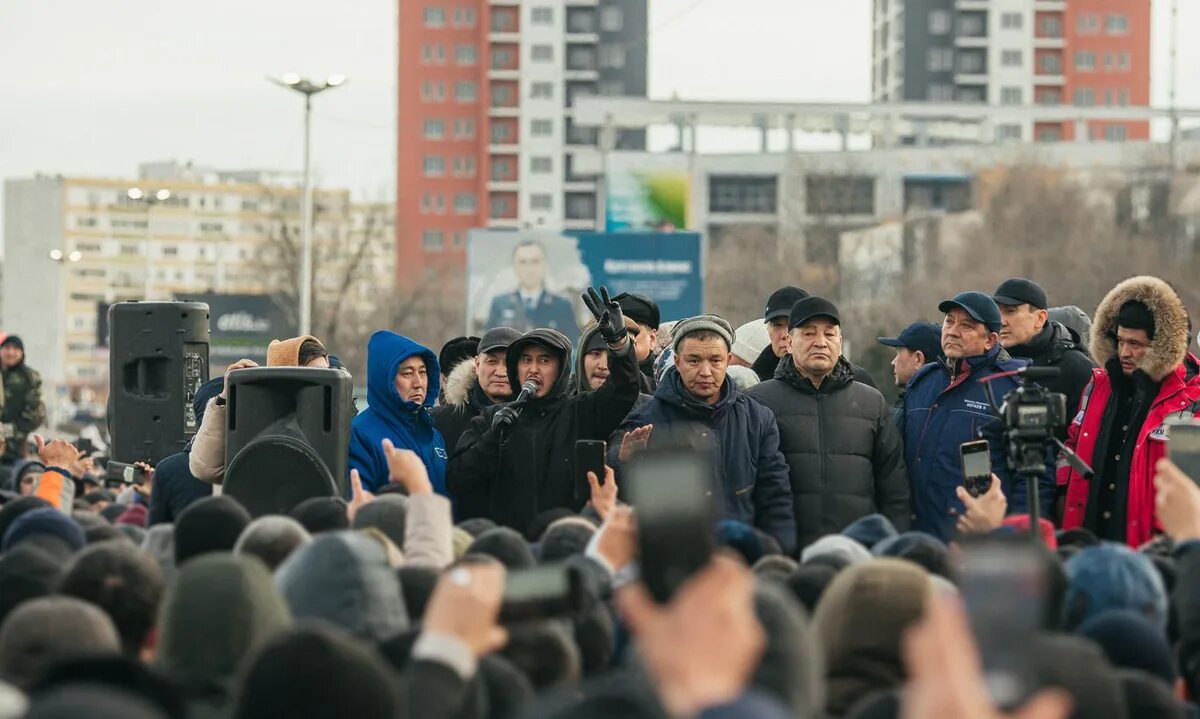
[108,302,210,463]
[222,367,353,517]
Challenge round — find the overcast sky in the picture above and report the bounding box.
[2,0,1197,251]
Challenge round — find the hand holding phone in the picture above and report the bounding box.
[1166,418,1200,485]
[960,440,991,498]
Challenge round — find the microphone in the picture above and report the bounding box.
[514,379,540,404]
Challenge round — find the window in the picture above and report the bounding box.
[709,176,778,214]
[1073,88,1095,106]
[455,44,477,65]
[421,44,445,64]
[452,7,476,27]
[1040,16,1062,37]
[928,84,955,101]
[490,122,513,143]
[531,119,553,137]
[565,193,596,220]
[423,119,444,139]
[1106,14,1128,34]
[75,216,98,228]
[928,9,951,34]
[422,230,444,250]
[491,158,512,180]
[1038,89,1062,105]
[452,157,476,177]
[567,8,595,33]
[420,193,432,214]
[1118,52,1131,71]
[492,84,514,106]
[1076,13,1098,34]
[423,156,445,176]
[422,81,446,101]
[1038,126,1063,142]
[805,175,875,216]
[531,6,553,25]
[599,44,626,69]
[1117,89,1129,106]
[490,196,512,218]
[1001,49,1023,67]
[958,87,985,103]
[600,6,622,31]
[73,241,102,253]
[1103,52,1114,71]
[531,81,554,99]
[598,80,623,96]
[1104,89,1113,106]
[1000,12,1023,30]
[491,10,515,31]
[1039,53,1062,74]
[927,47,954,72]
[455,81,476,102]
[996,124,1022,141]
[453,118,475,138]
[491,47,513,68]
[958,14,984,36]
[453,232,465,247]
[1000,87,1022,105]
[530,194,553,211]
[198,222,224,233]
[454,193,477,214]
[1074,51,1095,71]
[530,156,553,174]
[958,51,984,73]
[424,6,445,27]
[1105,125,1127,141]
[532,44,554,62]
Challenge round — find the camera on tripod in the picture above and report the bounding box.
[997,368,1069,475]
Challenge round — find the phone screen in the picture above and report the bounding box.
[575,440,607,487]
[504,565,570,603]
[960,440,991,497]
[1168,420,1200,486]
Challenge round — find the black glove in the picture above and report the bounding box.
[582,286,628,346]
[491,405,521,431]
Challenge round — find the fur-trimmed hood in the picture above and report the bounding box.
[1091,276,1191,381]
[442,359,478,407]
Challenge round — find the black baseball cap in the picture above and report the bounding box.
[765,286,809,322]
[478,327,522,354]
[788,296,840,330]
[878,322,943,361]
[614,292,660,330]
[938,291,1003,333]
[438,336,480,373]
[993,278,1048,310]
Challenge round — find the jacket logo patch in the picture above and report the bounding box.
[434,447,448,459]
[1072,410,1085,425]
[1148,425,1170,441]
[963,400,991,413]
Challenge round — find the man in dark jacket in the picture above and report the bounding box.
[611,314,796,554]
[448,287,640,534]
[751,286,877,389]
[148,377,220,525]
[749,297,909,550]
[901,291,1049,541]
[993,278,1096,440]
[431,327,521,454]
[0,336,45,462]
[877,321,944,427]
[614,292,661,392]
[575,320,653,412]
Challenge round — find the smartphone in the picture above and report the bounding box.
[576,439,607,487]
[1167,417,1200,485]
[626,448,715,604]
[959,536,1047,709]
[106,460,146,486]
[960,440,992,498]
[498,564,586,623]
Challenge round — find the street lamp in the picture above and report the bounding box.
[268,72,347,336]
[126,187,172,300]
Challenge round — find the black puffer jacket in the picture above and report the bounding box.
[430,360,508,456]
[447,329,640,534]
[751,345,878,389]
[1005,321,1096,438]
[747,357,910,550]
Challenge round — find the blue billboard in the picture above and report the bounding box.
[574,232,703,324]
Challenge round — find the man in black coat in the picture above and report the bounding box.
[751,286,877,389]
[993,278,1096,439]
[748,297,909,551]
[431,327,521,455]
[447,288,639,535]
[610,314,797,554]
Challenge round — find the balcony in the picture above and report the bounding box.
[955,35,987,48]
[487,179,520,192]
[1034,0,1067,10]
[1034,36,1065,49]
[955,0,988,9]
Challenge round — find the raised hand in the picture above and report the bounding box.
[619,425,653,463]
[588,465,619,521]
[222,358,259,399]
[348,469,376,520]
[382,438,433,495]
[955,474,1007,535]
[582,286,628,346]
[35,434,82,470]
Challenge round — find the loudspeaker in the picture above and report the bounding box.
[108,302,210,463]
[223,367,353,517]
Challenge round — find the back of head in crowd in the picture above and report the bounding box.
[173,496,251,566]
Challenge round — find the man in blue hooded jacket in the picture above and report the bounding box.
[901,291,1053,541]
[349,331,448,496]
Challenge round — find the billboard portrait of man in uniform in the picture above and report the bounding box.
[485,240,580,337]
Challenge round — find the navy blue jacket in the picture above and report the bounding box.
[486,290,580,338]
[349,332,448,495]
[147,443,212,526]
[610,368,797,555]
[900,344,1054,540]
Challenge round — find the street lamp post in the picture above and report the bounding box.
[48,248,83,434]
[126,187,172,300]
[268,72,346,336]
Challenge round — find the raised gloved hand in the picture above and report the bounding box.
[491,405,521,431]
[582,286,628,346]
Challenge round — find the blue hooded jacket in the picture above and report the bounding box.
[348,331,448,495]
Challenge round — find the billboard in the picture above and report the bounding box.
[175,293,297,368]
[604,154,691,232]
[466,230,703,337]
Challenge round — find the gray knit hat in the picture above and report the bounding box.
[672,314,734,353]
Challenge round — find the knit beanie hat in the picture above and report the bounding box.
[289,497,349,535]
[456,517,498,538]
[468,527,536,570]
[351,495,409,550]
[801,534,872,566]
[0,496,51,543]
[1064,543,1167,632]
[2,507,85,553]
[842,513,899,550]
[538,517,596,563]
[234,515,312,572]
[1076,610,1177,685]
[0,545,63,627]
[872,532,954,581]
[671,314,734,353]
[0,597,120,690]
[173,496,251,566]
[732,320,770,364]
[24,685,165,719]
[0,336,24,352]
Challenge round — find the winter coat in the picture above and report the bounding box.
[0,363,44,461]
[349,332,448,495]
[1005,321,1096,438]
[446,329,640,534]
[900,344,1051,541]
[430,360,505,456]
[751,345,878,389]
[747,357,910,550]
[148,443,212,526]
[611,368,797,554]
[1059,276,1200,547]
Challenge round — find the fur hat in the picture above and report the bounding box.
[1091,276,1190,380]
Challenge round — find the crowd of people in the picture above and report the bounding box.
[1,274,1200,717]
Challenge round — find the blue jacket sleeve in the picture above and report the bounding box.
[348,427,385,493]
[753,408,797,556]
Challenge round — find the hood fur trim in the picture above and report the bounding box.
[1090,276,1190,381]
[442,359,478,407]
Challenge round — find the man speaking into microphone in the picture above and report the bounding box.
[447,286,641,532]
